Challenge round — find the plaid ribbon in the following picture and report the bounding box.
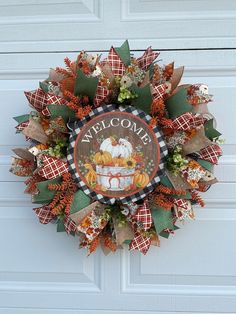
[173,198,190,209]
[192,115,206,127]
[94,81,109,107]
[129,232,151,255]
[38,155,68,179]
[24,89,47,112]
[64,216,77,234]
[107,47,126,76]
[151,84,166,100]
[172,113,205,131]
[133,201,152,231]
[198,144,222,164]
[33,205,54,224]
[42,94,68,116]
[47,93,68,105]
[136,47,159,71]
[15,121,29,132]
[172,199,194,221]
[127,201,152,254]
[163,228,175,235]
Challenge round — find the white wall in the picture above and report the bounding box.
[0,1,236,313]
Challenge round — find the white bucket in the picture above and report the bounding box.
[96,165,135,191]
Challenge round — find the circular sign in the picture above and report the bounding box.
[67,105,168,204]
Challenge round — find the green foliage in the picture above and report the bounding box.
[114,40,131,66]
[13,114,29,124]
[118,86,138,103]
[57,219,66,232]
[151,205,174,235]
[165,89,192,119]
[70,190,91,214]
[131,84,153,113]
[74,69,98,101]
[48,139,68,158]
[48,105,75,121]
[204,119,222,140]
[166,146,188,175]
[32,177,62,204]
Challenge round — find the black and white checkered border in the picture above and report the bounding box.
[67,104,168,205]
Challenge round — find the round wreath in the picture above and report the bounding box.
[11,41,223,255]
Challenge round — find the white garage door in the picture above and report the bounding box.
[0,1,236,313]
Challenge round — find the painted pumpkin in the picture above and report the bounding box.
[133,170,149,188]
[94,151,112,165]
[113,156,126,167]
[84,163,97,185]
[100,137,133,158]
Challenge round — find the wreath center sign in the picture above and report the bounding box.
[68,105,166,204]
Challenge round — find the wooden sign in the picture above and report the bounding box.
[67,105,167,204]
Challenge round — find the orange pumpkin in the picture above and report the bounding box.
[36,143,48,150]
[94,151,112,165]
[84,164,96,185]
[133,170,149,188]
[113,156,126,167]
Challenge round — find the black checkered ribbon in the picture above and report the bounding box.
[67,104,168,205]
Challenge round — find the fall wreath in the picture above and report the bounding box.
[10,41,223,255]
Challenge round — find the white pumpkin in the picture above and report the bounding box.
[100,137,133,158]
[196,84,209,95]
[202,169,215,181]
[28,146,40,156]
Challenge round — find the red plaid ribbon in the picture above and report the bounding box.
[198,144,222,164]
[129,232,151,255]
[172,113,205,131]
[94,82,109,107]
[173,198,189,209]
[133,201,152,231]
[136,47,159,70]
[163,228,175,235]
[192,115,206,127]
[33,205,54,224]
[47,94,68,105]
[151,84,166,100]
[64,216,77,234]
[107,47,126,76]
[24,89,47,112]
[42,94,69,116]
[16,121,29,132]
[38,155,68,179]
[41,108,50,116]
